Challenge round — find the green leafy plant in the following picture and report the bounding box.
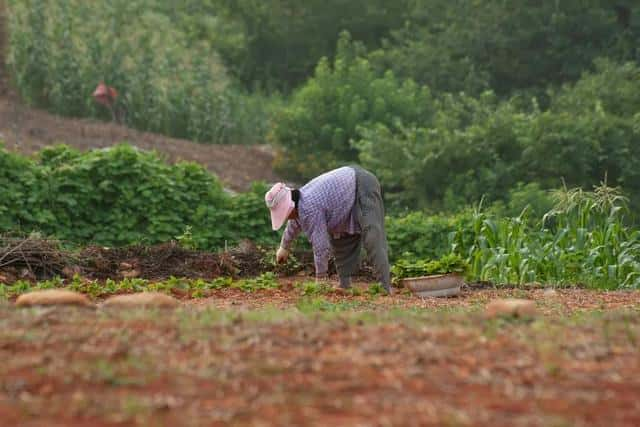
[0,276,237,300]
[392,254,469,280]
[300,281,332,296]
[0,144,280,250]
[235,273,279,292]
[176,226,197,250]
[366,282,386,296]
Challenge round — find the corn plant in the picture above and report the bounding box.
[454,184,640,289]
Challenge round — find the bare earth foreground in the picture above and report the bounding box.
[1,284,639,427]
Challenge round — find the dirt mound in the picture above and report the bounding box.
[484,298,537,319]
[15,289,92,307]
[0,236,239,282]
[103,292,179,308]
[0,235,305,282]
[80,242,232,280]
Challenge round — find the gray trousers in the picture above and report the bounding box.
[330,167,391,291]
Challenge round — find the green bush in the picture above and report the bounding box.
[391,253,468,280]
[369,1,639,97]
[0,144,279,249]
[191,182,280,249]
[212,0,409,91]
[0,148,40,230]
[270,32,433,181]
[274,56,640,212]
[385,211,474,262]
[357,91,524,209]
[358,61,640,210]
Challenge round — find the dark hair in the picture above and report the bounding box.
[291,189,301,209]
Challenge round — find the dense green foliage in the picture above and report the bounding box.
[385,211,473,261]
[391,254,468,280]
[6,0,280,144]
[270,33,433,180]
[6,1,640,209]
[452,185,640,289]
[275,52,640,210]
[388,185,640,289]
[1,145,639,289]
[0,144,278,249]
[7,2,638,145]
[370,0,639,97]
[211,0,409,90]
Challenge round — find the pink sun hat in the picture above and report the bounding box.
[265,183,294,230]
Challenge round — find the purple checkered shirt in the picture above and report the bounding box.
[280,167,360,275]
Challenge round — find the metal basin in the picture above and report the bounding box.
[401,273,463,297]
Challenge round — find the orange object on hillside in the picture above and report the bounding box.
[92,82,118,107]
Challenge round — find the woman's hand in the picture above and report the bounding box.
[276,247,289,264]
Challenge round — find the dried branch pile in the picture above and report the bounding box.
[0,235,73,280]
[79,242,230,280]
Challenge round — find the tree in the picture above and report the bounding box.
[370,1,639,96]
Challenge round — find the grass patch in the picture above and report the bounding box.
[296,296,367,315]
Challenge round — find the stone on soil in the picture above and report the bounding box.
[15,290,93,308]
[120,269,141,279]
[103,292,179,308]
[485,298,537,319]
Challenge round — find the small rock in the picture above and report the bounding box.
[543,288,558,298]
[485,298,537,319]
[119,262,133,270]
[120,269,140,279]
[15,290,93,308]
[103,292,179,309]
